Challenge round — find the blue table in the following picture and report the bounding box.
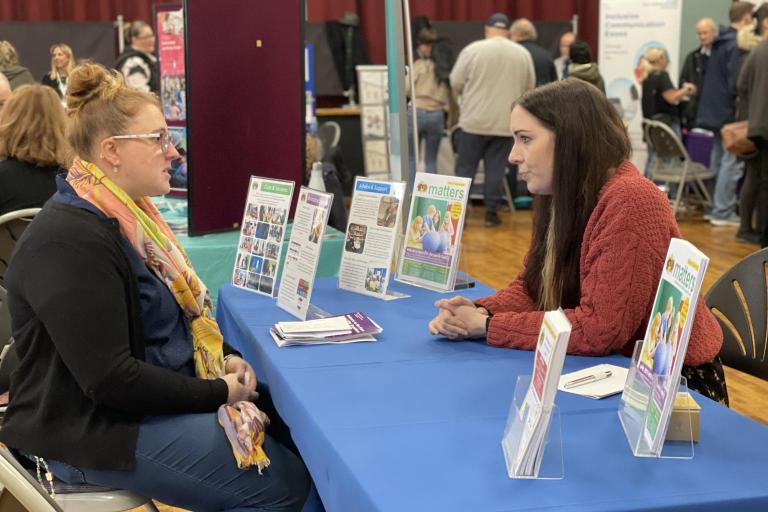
[216,278,768,512]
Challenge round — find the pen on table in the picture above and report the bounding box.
[564,370,613,389]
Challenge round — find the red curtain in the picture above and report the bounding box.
[0,0,155,23]
[308,0,600,64]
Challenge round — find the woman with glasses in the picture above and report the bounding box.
[115,21,159,94]
[0,63,310,511]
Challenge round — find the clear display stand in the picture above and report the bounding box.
[618,340,695,459]
[393,236,476,293]
[501,375,564,480]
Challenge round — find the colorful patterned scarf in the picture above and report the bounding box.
[67,158,270,471]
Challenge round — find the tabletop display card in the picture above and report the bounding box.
[338,177,405,298]
[503,310,571,478]
[396,172,471,292]
[277,187,334,320]
[357,65,390,179]
[232,177,294,297]
[629,238,709,455]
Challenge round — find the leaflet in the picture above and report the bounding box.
[396,172,471,292]
[338,178,405,298]
[637,239,709,454]
[277,187,333,320]
[232,177,293,297]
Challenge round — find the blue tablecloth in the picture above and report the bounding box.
[217,278,768,512]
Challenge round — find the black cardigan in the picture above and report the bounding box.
[0,200,230,470]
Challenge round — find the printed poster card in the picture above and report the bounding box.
[232,177,294,298]
[338,177,405,299]
[396,172,471,292]
[277,187,334,320]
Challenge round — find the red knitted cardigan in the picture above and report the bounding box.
[474,160,723,367]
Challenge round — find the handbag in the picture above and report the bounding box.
[721,121,758,157]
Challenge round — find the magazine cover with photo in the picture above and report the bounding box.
[243,221,257,237]
[265,242,279,260]
[239,237,253,253]
[259,276,274,295]
[268,224,284,242]
[406,196,458,254]
[249,255,264,274]
[376,196,400,228]
[639,280,685,380]
[345,223,367,254]
[262,259,277,278]
[246,272,260,290]
[246,204,259,221]
[296,278,310,299]
[233,269,247,287]
[251,239,266,256]
[235,252,250,270]
[255,222,269,239]
[365,267,387,294]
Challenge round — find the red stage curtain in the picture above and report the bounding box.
[308,0,600,64]
[0,0,156,23]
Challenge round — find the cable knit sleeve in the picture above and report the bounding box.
[474,260,535,314]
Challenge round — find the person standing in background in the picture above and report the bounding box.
[509,18,557,86]
[553,31,575,80]
[567,41,605,93]
[679,18,717,131]
[736,4,768,246]
[406,27,451,184]
[0,41,35,90]
[115,21,159,94]
[41,43,75,102]
[451,13,535,228]
[695,1,754,227]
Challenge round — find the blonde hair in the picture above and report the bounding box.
[50,43,75,80]
[0,40,19,67]
[538,206,562,310]
[66,62,160,160]
[0,84,73,167]
[637,47,667,83]
[0,85,72,167]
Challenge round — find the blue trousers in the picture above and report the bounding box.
[407,107,445,191]
[454,130,512,213]
[46,387,310,512]
[711,133,745,220]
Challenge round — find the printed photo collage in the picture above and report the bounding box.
[233,202,288,296]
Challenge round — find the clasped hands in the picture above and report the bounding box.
[221,356,259,404]
[428,296,489,340]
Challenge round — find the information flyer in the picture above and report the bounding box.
[397,173,471,292]
[277,187,334,319]
[338,177,405,298]
[232,177,294,298]
[156,8,187,122]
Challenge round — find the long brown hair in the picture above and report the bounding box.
[518,80,631,310]
[0,84,72,167]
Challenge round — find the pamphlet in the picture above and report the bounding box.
[396,172,471,292]
[232,177,294,297]
[270,311,382,347]
[636,238,709,454]
[503,310,571,478]
[276,187,333,319]
[338,177,405,298]
[357,65,390,179]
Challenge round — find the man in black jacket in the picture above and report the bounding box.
[510,18,557,87]
[679,17,717,130]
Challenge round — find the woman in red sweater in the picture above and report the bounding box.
[428,79,728,404]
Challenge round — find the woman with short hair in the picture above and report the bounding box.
[428,80,727,404]
[1,63,309,511]
[0,84,71,215]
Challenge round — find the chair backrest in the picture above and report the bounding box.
[0,444,61,512]
[316,121,341,161]
[643,119,688,161]
[0,208,41,289]
[705,247,768,380]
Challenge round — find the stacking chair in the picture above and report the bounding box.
[643,119,715,218]
[705,247,768,380]
[0,208,41,289]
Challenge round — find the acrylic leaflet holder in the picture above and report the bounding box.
[501,375,564,480]
[618,340,694,459]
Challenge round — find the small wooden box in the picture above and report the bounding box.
[665,392,701,442]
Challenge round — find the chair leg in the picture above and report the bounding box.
[502,176,515,213]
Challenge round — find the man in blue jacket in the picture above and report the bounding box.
[695,1,754,226]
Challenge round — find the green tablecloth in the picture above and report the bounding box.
[153,197,344,308]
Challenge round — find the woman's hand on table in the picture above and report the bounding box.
[429,296,489,340]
